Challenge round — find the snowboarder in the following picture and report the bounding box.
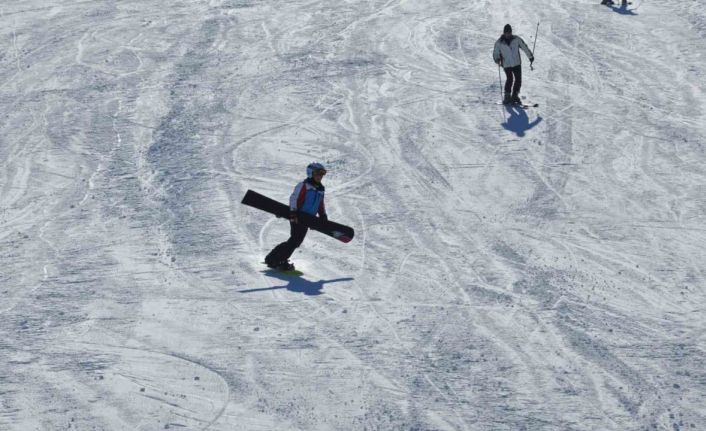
[493,24,535,105]
[264,162,328,271]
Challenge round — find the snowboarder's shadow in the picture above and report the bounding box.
[239,272,354,296]
[502,105,542,137]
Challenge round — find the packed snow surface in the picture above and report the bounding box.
[1,0,705,430]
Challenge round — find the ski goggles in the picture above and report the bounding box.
[312,169,327,176]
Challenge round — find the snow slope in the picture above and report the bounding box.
[1,0,705,429]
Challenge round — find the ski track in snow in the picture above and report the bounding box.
[1,0,705,430]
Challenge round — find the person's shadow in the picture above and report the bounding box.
[608,1,637,15]
[238,271,354,296]
[502,105,542,137]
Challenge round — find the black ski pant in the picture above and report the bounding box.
[265,222,308,264]
[504,65,522,97]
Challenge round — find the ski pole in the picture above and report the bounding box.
[531,21,540,71]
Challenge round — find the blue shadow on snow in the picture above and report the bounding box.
[605,0,638,15]
[501,105,542,137]
[609,3,638,15]
[238,272,353,296]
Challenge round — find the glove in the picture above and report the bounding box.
[289,210,298,224]
[320,213,328,223]
[530,57,535,64]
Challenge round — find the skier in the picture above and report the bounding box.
[493,24,535,105]
[264,162,328,271]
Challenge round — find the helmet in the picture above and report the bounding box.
[306,162,327,178]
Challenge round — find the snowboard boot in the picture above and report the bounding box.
[275,261,295,271]
[502,93,512,105]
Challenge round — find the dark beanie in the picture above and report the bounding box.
[504,24,512,33]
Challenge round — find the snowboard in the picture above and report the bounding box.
[242,189,355,243]
[262,267,304,277]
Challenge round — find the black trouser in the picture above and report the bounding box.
[504,65,522,97]
[265,222,308,265]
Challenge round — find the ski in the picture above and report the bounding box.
[600,0,632,5]
[242,189,354,243]
[497,101,539,108]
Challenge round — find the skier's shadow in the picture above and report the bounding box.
[609,3,638,15]
[239,272,354,296]
[502,105,542,137]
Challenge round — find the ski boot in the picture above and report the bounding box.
[511,93,522,105]
[502,93,512,105]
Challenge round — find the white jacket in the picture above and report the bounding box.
[493,36,533,68]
